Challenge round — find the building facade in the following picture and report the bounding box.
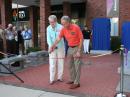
[0,0,130,51]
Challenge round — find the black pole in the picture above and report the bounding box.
[0,62,24,83]
[115,45,127,97]
[120,45,124,94]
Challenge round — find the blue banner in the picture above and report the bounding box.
[122,21,130,50]
[92,18,111,50]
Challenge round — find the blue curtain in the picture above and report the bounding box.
[122,21,130,50]
[92,18,111,50]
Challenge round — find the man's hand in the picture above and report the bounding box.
[48,47,53,54]
[48,37,61,53]
[48,45,56,53]
[74,50,81,58]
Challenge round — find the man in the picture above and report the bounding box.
[49,16,83,89]
[0,25,5,41]
[47,15,65,85]
[21,25,32,54]
[17,26,24,55]
[0,25,5,51]
[82,26,91,54]
[5,24,16,54]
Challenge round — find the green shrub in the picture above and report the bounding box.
[111,36,121,52]
[26,47,41,53]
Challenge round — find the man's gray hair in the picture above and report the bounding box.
[48,15,57,21]
[61,16,70,22]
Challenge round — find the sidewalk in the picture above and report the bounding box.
[0,53,130,97]
[0,83,76,97]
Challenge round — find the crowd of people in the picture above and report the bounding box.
[0,24,32,56]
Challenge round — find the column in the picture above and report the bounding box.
[29,6,39,47]
[63,1,71,17]
[40,0,51,50]
[0,0,12,28]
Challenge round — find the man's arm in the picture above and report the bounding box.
[77,26,83,52]
[47,29,53,48]
[49,36,62,53]
[78,38,83,52]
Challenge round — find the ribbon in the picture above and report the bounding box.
[124,48,128,66]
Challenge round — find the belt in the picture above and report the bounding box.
[69,46,78,48]
[24,38,31,40]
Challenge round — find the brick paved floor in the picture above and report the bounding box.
[0,54,130,97]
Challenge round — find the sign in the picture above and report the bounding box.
[12,8,29,21]
[13,9,17,21]
[107,0,119,17]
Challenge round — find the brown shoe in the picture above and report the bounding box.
[57,79,63,82]
[50,81,55,85]
[69,84,80,89]
[66,81,74,84]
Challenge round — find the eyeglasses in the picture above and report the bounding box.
[49,21,55,24]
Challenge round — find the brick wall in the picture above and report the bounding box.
[119,0,130,34]
[86,0,130,34]
[63,2,71,17]
[86,0,106,29]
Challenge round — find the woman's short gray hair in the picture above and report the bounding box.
[61,16,70,22]
[48,15,57,21]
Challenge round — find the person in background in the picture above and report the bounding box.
[12,26,19,55]
[0,25,5,52]
[49,16,83,89]
[64,37,69,57]
[21,25,32,54]
[5,24,16,55]
[82,26,92,54]
[0,25,4,40]
[17,26,24,55]
[47,15,65,85]
[13,26,18,41]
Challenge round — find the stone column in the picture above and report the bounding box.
[0,0,12,28]
[63,1,71,17]
[40,0,51,50]
[29,6,39,47]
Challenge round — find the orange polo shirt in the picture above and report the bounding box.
[59,24,83,46]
